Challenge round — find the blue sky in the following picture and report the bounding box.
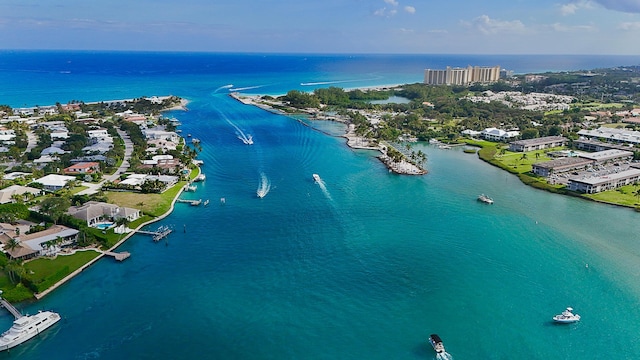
[1,0,640,54]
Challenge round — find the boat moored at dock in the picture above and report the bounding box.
[0,292,61,351]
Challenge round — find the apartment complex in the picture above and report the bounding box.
[424,65,501,86]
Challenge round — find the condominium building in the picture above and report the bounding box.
[424,65,501,86]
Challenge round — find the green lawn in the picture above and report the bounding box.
[585,184,640,207]
[24,250,101,293]
[493,149,555,173]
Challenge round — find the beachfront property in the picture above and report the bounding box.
[509,136,567,152]
[480,127,520,142]
[424,65,501,86]
[567,168,640,194]
[32,174,76,192]
[67,201,141,227]
[0,224,79,260]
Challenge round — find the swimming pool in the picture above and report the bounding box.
[94,222,114,230]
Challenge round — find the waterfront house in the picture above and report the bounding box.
[67,201,141,227]
[1,224,79,260]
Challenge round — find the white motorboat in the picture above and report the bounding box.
[194,174,206,182]
[553,307,581,323]
[477,194,494,204]
[428,334,445,354]
[0,311,61,351]
[312,174,321,183]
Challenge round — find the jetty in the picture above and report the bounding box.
[0,295,22,319]
[104,251,131,261]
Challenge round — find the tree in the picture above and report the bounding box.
[5,260,25,284]
[39,196,71,224]
[5,238,21,252]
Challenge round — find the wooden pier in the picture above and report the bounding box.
[104,251,131,261]
[0,295,23,319]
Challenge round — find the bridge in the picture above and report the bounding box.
[0,294,23,319]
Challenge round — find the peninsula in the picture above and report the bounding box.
[0,95,200,302]
[231,65,640,210]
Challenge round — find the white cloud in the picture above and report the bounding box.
[467,15,525,35]
[618,21,640,30]
[550,22,598,32]
[404,6,416,14]
[559,1,595,15]
[384,0,399,6]
[428,29,448,34]
[374,7,397,17]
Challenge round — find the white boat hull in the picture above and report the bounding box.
[0,311,61,351]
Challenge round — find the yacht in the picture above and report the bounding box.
[428,334,445,354]
[477,194,494,204]
[0,311,61,351]
[553,307,581,323]
[194,174,206,182]
[312,174,321,183]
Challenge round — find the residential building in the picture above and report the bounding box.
[424,65,501,86]
[480,127,520,142]
[64,162,101,175]
[67,201,141,227]
[532,157,593,177]
[568,169,640,194]
[33,174,76,191]
[509,136,567,152]
[577,127,640,145]
[0,185,41,204]
[578,149,634,164]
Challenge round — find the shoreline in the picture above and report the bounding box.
[229,91,427,175]
[33,155,198,300]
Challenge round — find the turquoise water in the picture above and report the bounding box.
[0,52,640,359]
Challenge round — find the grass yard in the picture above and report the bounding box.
[24,250,100,293]
[585,184,640,207]
[493,149,554,173]
[105,181,186,217]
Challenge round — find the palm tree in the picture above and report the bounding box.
[634,187,640,201]
[5,261,25,284]
[5,238,21,253]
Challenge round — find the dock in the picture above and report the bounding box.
[104,251,131,261]
[176,198,202,206]
[135,225,173,242]
[0,295,23,319]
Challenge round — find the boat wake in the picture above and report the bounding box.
[223,117,253,145]
[256,173,271,198]
[300,77,381,87]
[436,352,453,360]
[229,85,265,92]
[214,84,234,93]
[313,174,332,201]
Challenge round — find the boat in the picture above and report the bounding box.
[313,174,321,183]
[0,311,61,351]
[477,194,494,204]
[194,174,206,182]
[428,334,445,354]
[239,134,253,145]
[553,307,581,323]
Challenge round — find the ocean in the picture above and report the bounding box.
[1,51,640,359]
